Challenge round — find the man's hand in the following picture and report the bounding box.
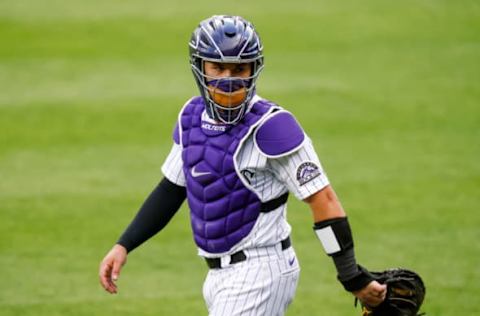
[353,280,387,307]
[99,244,127,294]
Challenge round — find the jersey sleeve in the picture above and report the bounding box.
[268,136,329,200]
[161,143,186,187]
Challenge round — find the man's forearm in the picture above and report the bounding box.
[117,177,186,252]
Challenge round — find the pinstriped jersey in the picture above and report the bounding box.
[161,95,330,257]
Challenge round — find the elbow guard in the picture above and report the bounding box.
[314,217,373,291]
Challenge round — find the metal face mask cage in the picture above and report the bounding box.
[191,58,264,124]
[188,15,264,124]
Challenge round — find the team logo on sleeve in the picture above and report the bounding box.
[296,162,321,186]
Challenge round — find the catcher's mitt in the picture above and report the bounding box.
[357,268,426,316]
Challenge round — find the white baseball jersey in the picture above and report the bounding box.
[161,95,330,315]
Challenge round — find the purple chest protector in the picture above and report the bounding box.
[179,97,273,253]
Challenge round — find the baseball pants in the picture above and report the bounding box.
[203,244,300,316]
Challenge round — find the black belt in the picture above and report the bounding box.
[205,236,292,269]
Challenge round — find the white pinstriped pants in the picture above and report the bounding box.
[202,245,300,316]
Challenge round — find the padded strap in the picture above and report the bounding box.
[260,192,289,212]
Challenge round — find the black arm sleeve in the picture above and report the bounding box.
[117,177,186,253]
[314,217,374,291]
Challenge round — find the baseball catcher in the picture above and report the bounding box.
[100,14,396,315]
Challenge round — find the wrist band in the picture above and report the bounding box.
[314,217,373,291]
[313,217,354,256]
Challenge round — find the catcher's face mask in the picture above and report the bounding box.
[189,15,264,124]
[192,60,260,124]
[200,61,253,119]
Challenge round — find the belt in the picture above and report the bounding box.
[205,236,292,269]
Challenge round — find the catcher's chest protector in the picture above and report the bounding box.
[180,97,273,253]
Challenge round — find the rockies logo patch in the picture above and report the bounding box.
[296,162,321,186]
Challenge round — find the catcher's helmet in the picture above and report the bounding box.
[189,15,264,124]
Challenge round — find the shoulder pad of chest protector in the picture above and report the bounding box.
[254,110,305,157]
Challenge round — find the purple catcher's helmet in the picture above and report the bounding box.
[189,15,264,124]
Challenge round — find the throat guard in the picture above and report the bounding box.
[179,97,274,253]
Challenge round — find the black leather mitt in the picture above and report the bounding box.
[358,268,426,316]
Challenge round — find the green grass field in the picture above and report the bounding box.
[1,0,479,315]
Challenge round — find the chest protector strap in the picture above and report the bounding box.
[260,192,289,212]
